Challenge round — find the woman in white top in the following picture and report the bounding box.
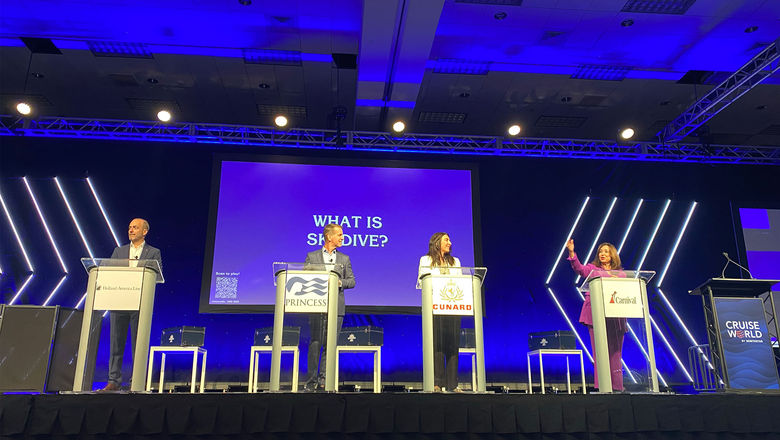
[417,232,462,392]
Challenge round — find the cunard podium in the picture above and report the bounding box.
[691,278,780,390]
[419,266,487,393]
[73,258,164,392]
[270,262,340,392]
[583,270,659,393]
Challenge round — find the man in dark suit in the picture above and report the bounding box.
[100,218,162,391]
[303,223,355,391]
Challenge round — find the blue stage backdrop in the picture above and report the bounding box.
[1,136,779,388]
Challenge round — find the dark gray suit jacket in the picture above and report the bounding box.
[304,249,355,315]
[111,243,163,276]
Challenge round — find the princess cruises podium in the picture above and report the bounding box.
[270,262,340,392]
[73,258,164,392]
[691,278,780,390]
[419,267,487,392]
[582,270,659,393]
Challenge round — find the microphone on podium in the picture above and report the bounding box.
[720,252,754,279]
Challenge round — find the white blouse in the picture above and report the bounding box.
[416,255,461,289]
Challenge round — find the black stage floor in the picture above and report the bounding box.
[1,392,779,439]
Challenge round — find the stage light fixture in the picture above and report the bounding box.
[16,102,32,115]
[157,110,171,122]
[507,124,521,136]
[620,127,635,140]
[392,121,405,133]
[274,115,288,127]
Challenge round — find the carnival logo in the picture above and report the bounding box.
[609,291,636,304]
[285,276,328,296]
[439,280,464,303]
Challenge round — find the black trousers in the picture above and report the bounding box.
[434,315,461,390]
[108,311,139,385]
[307,313,344,383]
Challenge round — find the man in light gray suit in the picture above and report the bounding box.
[100,218,162,391]
[303,223,355,391]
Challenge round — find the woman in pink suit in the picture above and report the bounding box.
[565,238,628,392]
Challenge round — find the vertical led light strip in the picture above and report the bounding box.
[575,197,618,283]
[617,199,643,254]
[55,177,95,259]
[647,313,694,382]
[0,190,34,272]
[87,177,121,247]
[635,199,671,272]
[42,276,68,307]
[546,197,590,284]
[546,287,593,363]
[1,188,36,305]
[24,177,68,272]
[24,177,70,307]
[657,201,698,287]
[55,177,96,309]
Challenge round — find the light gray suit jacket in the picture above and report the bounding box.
[304,249,355,315]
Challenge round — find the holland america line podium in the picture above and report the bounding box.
[73,258,164,392]
[582,270,660,393]
[420,266,487,392]
[270,262,341,392]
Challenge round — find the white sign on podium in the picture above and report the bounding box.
[431,275,474,316]
[600,278,645,319]
[93,269,144,310]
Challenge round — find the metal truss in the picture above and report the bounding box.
[659,38,780,143]
[2,115,779,165]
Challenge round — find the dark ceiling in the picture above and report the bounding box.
[1,0,779,145]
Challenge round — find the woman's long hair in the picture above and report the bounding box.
[590,242,622,270]
[425,232,455,267]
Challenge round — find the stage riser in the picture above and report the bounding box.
[1,393,779,439]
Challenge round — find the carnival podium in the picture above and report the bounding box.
[691,278,780,390]
[419,266,487,393]
[73,258,164,392]
[270,262,340,392]
[584,270,659,393]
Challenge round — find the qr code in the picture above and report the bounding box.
[215,276,238,299]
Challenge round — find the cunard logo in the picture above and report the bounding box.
[439,280,464,303]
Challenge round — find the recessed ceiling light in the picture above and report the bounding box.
[744,26,758,33]
[258,83,270,89]
[157,110,171,122]
[16,102,32,115]
[274,115,288,127]
[31,72,44,79]
[147,78,159,84]
[494,12,507,20]
[392,121,405,133]
[560,96,572,103]
[620,127,635,140]
[507,124,521,136]
[621,19,634,27]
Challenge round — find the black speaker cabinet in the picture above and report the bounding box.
[0,305,101,393]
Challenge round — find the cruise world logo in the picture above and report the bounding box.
[725,320,763,341]
[286,276,328,296]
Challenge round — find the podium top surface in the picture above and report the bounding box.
[690,278,780,297]
[81,257,164,283]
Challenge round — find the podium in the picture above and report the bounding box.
[270,262,340,392]
[691,278,780,390]
[583,270,659,393]
[73,258,164,392]
[419,266,487,392]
